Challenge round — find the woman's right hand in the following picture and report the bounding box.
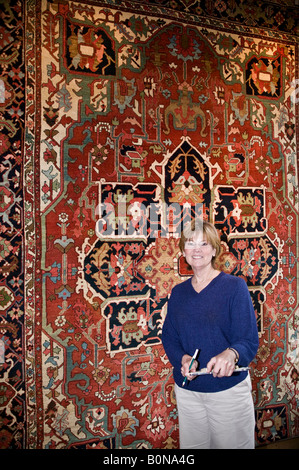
[181,354,198,381]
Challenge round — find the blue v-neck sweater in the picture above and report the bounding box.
[162,271,259,393]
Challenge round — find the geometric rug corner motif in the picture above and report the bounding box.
[1,0,299,448]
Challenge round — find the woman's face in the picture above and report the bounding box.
[183,232,216,270]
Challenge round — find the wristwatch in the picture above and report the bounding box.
[227,347,239,363]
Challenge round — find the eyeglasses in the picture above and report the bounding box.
[184,241,210,249]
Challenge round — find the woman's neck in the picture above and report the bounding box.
[192,265,216,282]
[191,267,220,293]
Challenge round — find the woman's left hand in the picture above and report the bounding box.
[206,349,237,377]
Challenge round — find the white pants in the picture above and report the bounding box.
[175,375,255,449]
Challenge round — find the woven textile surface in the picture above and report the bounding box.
[0,0,299,449]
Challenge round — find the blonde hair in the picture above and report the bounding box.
[179,220,221,268]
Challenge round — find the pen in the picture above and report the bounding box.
[182,348,199,387]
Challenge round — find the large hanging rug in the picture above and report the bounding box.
[0,0,298,449]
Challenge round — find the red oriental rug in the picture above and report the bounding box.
[0,0,299,449]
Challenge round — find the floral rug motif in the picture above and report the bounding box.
[0,0,298,449]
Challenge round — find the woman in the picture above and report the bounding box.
[162,220,259,449]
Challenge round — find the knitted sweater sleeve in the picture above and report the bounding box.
[228,278,259,366]
[161,287,185,370]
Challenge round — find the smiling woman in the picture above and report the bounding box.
[162,219,259,449]
[180,221,221,294]
[179,219,221,269]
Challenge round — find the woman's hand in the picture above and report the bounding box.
[206,349,237,377]
[181,354,198,381]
